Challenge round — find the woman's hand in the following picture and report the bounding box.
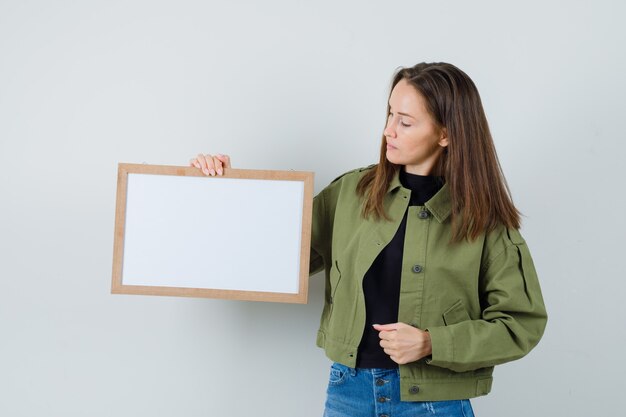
[373,323,432,365]
[189,153,232,176]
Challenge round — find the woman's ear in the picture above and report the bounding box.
[438,127,449,148]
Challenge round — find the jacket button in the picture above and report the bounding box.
[412,264,423,273]
[418,210,429,219]
[409,385,420,394]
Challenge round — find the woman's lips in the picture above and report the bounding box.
[386,143,397,150]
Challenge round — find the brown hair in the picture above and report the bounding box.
[356,62,521,242]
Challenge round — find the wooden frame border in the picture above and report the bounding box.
[111,163,314,303]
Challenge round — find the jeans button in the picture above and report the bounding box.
[375,378,385,386]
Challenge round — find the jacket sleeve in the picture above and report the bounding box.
[309,190,328,276]
[425,228,548,373]
[308,167,367,276]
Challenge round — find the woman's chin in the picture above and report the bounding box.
[385,152,403,165]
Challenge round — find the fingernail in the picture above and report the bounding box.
[203,169,209,175]
[210,169,215,176]
[217,169,223,175]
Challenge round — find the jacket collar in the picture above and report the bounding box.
[387,168,452,223]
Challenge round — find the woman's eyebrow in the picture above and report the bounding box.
[389,105,416,119]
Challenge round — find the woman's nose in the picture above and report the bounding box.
[384,121,396,138]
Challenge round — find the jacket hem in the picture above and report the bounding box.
[318,329,494,401]
[399,377,493,401]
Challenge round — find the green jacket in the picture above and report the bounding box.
[309,165,547,401]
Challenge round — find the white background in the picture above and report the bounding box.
[1,1,624,416]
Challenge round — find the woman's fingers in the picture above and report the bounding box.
[213,157,224,176]
[190,153,231,176]
[375,323,431,364]
[216,154,231,169]
[194,153,208,175]
[203,154,216,176]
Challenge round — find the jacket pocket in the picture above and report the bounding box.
[329,260,342,315]
[442,299,470,325]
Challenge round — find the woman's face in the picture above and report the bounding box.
[384,78,448,175]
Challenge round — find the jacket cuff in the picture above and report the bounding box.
[425,326,454,368]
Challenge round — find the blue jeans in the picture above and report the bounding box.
[324,362,475,417]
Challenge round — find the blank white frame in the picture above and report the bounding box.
[111,163,314,303]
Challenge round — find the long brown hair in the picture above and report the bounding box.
[356,62,521,242]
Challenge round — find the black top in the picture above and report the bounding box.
[355,169,444,368]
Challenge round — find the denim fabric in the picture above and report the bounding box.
[323,362,476,417]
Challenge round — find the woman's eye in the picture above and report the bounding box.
[401,121,411,127]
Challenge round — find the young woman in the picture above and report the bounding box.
[191,62,547,417]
